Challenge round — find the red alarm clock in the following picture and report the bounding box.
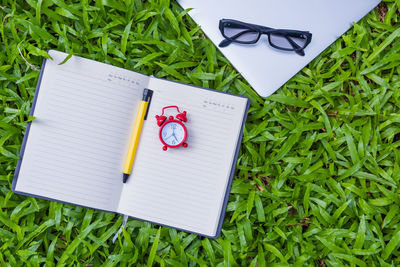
[155,106,188,151]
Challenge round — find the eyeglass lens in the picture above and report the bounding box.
[269,34,307,50]
[223,24,259,43]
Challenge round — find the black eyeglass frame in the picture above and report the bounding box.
[219,19,312,56]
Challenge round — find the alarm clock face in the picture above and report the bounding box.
[160,121,187,147]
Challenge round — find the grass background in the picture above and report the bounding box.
[1,0,400,266]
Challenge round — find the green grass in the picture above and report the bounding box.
[1,0,400,265]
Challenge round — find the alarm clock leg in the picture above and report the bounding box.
[183,143,188,148]
[163,146,168,151]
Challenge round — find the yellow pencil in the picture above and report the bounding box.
[123,88,153,183]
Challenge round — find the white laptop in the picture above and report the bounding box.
[178,0,381,97]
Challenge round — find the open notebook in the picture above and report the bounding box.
[12,50,249,238]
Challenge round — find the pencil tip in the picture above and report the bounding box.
[123,173,129,183]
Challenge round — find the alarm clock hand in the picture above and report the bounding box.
[163,128,174,140]
[172,133,179,142]
[171,127,179,141]
[164,133,172,139]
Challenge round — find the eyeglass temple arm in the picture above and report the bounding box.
[258,25,273,32]
[284,36,305,56]
[219,39,232,47]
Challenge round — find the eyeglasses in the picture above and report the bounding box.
[219,19,312,56]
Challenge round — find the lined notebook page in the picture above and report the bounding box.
[118,78,248,236]
[15,50,149,212]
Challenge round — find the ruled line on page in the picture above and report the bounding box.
[39,132,124,157]
[49,82,135,107]
[39,128,125,151]
[124,196,210,224]
[29,169,114,196]
[48,91,134,117]
[128,209,208,233]
[130,162,220,190]
[126,190,213,215]
[40,118,128,143]
[31,152,120,178]
[30,161,115,185]
[24,182,111,205]
[54,78,140,103]
[130,150,224,174]
[47,104,131,128]
[51,79,138,107]
[127,173,217,200]
[55,68,146,93]
[34,146,120,170]
[37,141,121,165]
[150,94,236,119]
